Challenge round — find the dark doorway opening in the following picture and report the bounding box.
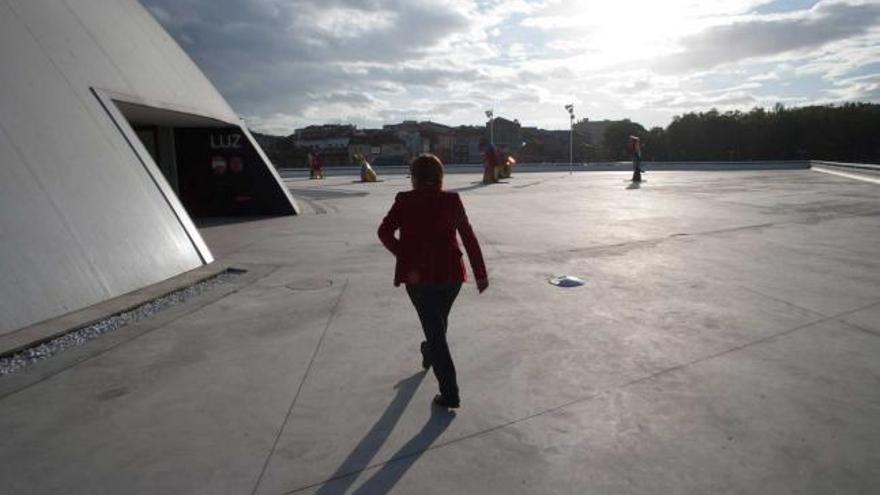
[114,101,296,219]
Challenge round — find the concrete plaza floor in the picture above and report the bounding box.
[2,169,880,494]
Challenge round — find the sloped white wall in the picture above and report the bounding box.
[0,0,244,334]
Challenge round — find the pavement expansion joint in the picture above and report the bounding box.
[250,279,350,495]
[284,278,335,291]
[831,300,880,338]
[509,210,876,265]
[283,310,843,494]
[501,221,780,264]
[739,286,830,319]
[837,319,880,338]
[829,299,880,319]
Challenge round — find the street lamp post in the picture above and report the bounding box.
[565,104,575,174]
[485,109,494,145]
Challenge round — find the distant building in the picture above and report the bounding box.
[293,124,355,151]
[349,130,408,166]
[573,119,623,147]
[280,117,624,168]
[384,121,423,159]
[453,126,485,164]
[384,121,455,163]
[488,116,523,154]
[521,128,572,162]
[293,125,356,166]
[252,132,307,168]
[418,121,456,163]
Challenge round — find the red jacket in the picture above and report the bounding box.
[378,186,487,286]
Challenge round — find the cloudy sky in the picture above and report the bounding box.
[142,0,880,134]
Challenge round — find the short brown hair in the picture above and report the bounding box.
[410,153,444,186]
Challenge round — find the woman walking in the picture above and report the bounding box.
[378,154,489,409]
[628,135,643,182]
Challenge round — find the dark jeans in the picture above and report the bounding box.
[632,156,642,182]
[405,283,462,400]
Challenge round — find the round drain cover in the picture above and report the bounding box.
[285,278,333,291]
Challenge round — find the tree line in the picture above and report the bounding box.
[255,102,880,166]
[600,102,880,163]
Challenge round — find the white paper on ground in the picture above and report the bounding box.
[549,275,586,287]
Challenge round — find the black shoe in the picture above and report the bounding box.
[433,394,460,409]
[420,341,431,370]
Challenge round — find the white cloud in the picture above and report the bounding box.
[143,0,880,133]
[828,72,880,100]
[748,72,781,82]
[306,7,398,39]
[653,0,880,73]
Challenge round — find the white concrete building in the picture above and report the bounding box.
[0,0,297,336]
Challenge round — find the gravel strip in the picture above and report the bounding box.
[0,270,242,376]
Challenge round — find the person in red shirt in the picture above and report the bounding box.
[627,136,643,182]
[309,151,324,179]
[378,154,489,409]
[482,143,499,184]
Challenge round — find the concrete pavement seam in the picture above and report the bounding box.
[738,286,830,319]
[827,299,880,319]
[836,319,880,339]
[495,222,777,264]
[250,278,350,495]
[281,312,843,494]
[735,290,880,339]
[495,207,878,265]
[829,300,880,339]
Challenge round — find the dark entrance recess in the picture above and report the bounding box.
[174,127,294,217]
[115,100,297,219]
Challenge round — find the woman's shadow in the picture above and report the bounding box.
[315,371,455,495]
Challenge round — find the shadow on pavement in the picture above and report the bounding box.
[314,371,438,495]
[195,216,280,227]
[626,181,642,190]
[287,188,370,199]
[449,181,508,193]
[349,406,456,495]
